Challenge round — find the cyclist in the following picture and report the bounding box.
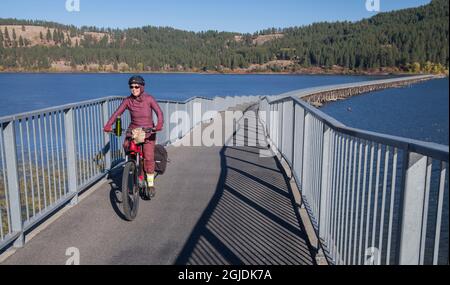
[103,75,164,197]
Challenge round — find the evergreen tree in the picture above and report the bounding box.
[3,27,9,40]
[46,28,52,42]
[53,29,59,43]
[69,28,76,37]
[0,0,447,72]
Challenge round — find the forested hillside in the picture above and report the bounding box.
[0,0,448,73]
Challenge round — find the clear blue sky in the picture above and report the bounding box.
[0,0,431,33]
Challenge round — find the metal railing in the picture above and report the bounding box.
[259,91,449,265]
[0,94,259,251]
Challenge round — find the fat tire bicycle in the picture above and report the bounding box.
[120,128,157,221]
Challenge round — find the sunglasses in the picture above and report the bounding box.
[129,85,141,90]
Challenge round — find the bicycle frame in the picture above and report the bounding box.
[125,141,146,190]
[124,128,156,180]
[126,140,143,164]
[124,128,156,171]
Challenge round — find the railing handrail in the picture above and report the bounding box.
[261,75,449,162]
[0,94,234,124]
[0,92,260,251]
[259,76,448,265]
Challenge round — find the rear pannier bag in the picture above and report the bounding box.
[154,144,168,175]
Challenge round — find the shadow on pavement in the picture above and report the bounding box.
[175,107,316,265]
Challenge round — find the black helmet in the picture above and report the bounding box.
[128,75,145,86]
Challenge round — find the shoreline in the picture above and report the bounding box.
[0,69,447,77]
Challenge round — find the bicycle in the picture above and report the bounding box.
[108,123,158,221]
[120,127,158,221]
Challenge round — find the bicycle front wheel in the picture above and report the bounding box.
[122,161,140,221]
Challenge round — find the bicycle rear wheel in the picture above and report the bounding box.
[122,161,140,221]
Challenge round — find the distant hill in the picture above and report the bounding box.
[0,0,448,74]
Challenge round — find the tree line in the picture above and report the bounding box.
[0,0,448,73]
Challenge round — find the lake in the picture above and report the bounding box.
[320,77,449,146]
[0,73,447,145]
[0,73,386,115]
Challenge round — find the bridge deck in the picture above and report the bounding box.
[2,106,315,265]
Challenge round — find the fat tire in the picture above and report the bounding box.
[122,161,140,221]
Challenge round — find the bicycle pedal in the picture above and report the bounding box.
[149,187,156,198]
[137,176,145,187]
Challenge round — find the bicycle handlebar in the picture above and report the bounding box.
[127,127,157,135]
[141,127,156,133]
[105,127,159,136]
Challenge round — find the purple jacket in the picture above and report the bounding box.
[104,92,164,132]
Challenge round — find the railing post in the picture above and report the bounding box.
[275,103,281,149]
[184,102,189,139]
[398,151,427,265]
[265,103,268,134]
[165,102,170,144]
[279,102,283,154]
[64,108,79,205]
[268,103,273,139]
[291,100,296,171]
[101,101,111,171]
[318,126,332,255]
[292,104,305,188]
[301,112,311,196]
[176,103,181,139]
[2,121,24,247]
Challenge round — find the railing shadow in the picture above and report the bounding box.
[175,108,317,265]
[106,166,128,221]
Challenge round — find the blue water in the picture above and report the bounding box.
[0,73,447,145]
[0,73,385,117]
[321,78,449,146]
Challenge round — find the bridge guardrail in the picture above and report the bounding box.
[259,90,449,265]
[0,94,260,251]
